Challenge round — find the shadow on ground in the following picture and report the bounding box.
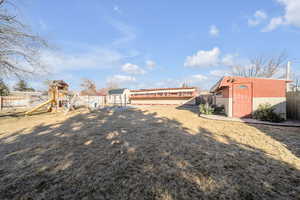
[178,105,300,164]
[247,123,300,159]
[0,109,48,118]
[176,105,199,115]
[0,108,300,200]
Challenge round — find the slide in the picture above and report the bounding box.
[25,99,54,115]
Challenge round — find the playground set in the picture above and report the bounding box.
[25,80,75,115]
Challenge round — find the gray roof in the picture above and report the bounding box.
[210,77,224,93]
[108,88,126,95]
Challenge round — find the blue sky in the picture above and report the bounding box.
[11,0,300,91]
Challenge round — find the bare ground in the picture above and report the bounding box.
[0,106,300,200]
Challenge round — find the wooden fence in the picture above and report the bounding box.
[287,91,300,120]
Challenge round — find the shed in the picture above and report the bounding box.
[129,87,197,105]
[107,88,130,105]
[210,76,290,118]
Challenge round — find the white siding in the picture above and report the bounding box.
[215,97,232,117]
[253,97,286,119]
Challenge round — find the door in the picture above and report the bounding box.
[233,83,252,118]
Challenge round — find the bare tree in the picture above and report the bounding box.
[291,73,300,92]
[80,79,97,95]
[106,81,119,90]
[231,53,287,78]
[0,0,48,79]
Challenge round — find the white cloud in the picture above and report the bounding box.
[209,25,220,36]
[113,5,122,14]
[109,19,136,46]
[278,0,300,26]
[263,16,285,31]
[40,48,123,73]
[248,10,268,26]
[121,63,146,75]
[191,74,208,81]
[184,47,221,68]
[179,74,209,87]
[154,78,181,88]
[222,53,239,66]
[209,70,230,77]
[264,0,300,31]
[106,75,136,85]
[146,60,156,69]
[255,10,268,19]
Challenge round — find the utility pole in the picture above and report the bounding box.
[286,61,292,92]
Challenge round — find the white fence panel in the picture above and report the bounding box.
[75,96,106,108]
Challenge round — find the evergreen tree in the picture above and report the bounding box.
[0,79,9,96]
[13,80,35,92]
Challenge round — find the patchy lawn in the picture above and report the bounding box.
[0,106,299,200]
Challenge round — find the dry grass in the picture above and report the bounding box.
[0,106,299,200]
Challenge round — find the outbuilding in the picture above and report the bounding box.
[129,87,197,105]
[107,88,130,106]
[210,76,289,118]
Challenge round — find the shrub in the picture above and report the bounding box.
[212,105,225,115]
[253,103,284,122]
[199,103,214,115]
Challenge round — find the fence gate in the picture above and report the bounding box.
[287,92,300,120]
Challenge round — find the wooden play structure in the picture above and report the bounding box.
[25,80,70,115]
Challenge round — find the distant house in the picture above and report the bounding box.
[107,88,130,105]
[210,76,290,118]
[129,87,197,105]
[97,88,108,96]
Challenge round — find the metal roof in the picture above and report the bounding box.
[130,87,196,92]
[108,88,126,95]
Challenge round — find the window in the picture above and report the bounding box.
[238,85,248,89]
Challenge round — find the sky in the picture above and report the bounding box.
[8,0,300,91]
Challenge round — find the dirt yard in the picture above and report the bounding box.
[0,106,300,200]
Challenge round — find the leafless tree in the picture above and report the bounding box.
[97,88,108,96]
[231,53,287,78]
[80,79,97,95]
[106,81,119,90]
[0,0,48,79]
[291,73,300,92]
